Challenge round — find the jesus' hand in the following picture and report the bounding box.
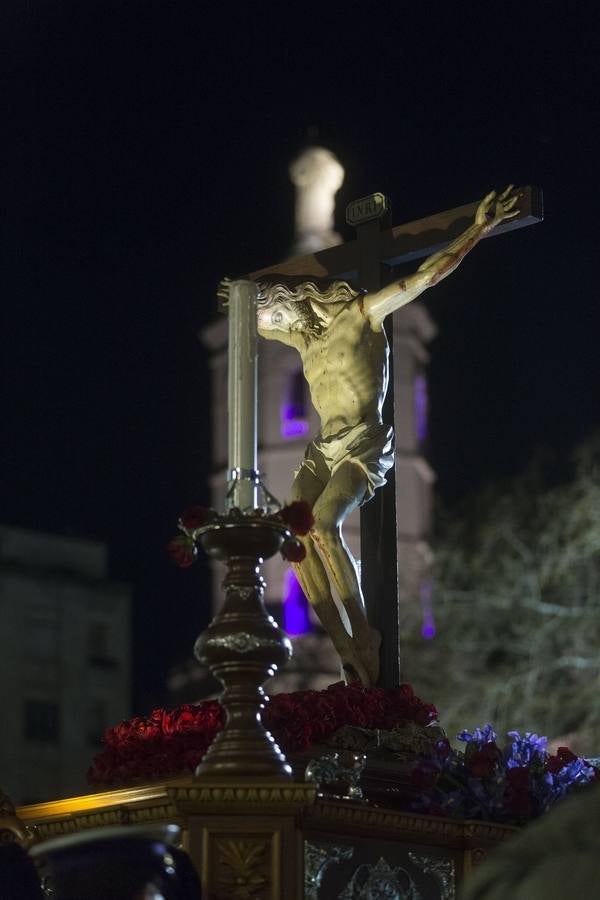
[475,185,520,233]
[216,276,232,311]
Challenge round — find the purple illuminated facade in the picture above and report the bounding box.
[283,568,312,636]
[280,404,310,439]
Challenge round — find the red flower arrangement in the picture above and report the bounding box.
[166,535,197,568]
[546,746,577,774]
[179,506,215,531]
[467,741,501,778]
[274,501,314,536]
[87,682,437,786]
[167,500,314,568]
[280,539,306,562]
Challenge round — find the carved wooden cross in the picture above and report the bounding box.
[249,186,543,686]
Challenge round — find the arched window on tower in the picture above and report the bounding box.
[414,371,428,448]
[283,569,312,635]
[281,368,310,439]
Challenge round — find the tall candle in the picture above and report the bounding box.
[227,279,258,511]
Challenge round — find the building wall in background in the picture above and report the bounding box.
[0,526,131,804]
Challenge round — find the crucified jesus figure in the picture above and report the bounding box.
[221,186,519,686]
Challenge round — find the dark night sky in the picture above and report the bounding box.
[3,2,599,710]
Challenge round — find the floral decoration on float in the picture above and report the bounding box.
[88,687,597,826]
[87,682,437,786]
[411,723,598,825]
[166,500,314,567]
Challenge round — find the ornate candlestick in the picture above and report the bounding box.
[193,512,293,779]
[177,279,307,779]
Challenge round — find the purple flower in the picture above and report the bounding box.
[412,721,597,825]
[457,724,497,745]
[505,731,547,768]
[555,758,595,788]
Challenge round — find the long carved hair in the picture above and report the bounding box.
[255,275,363,336]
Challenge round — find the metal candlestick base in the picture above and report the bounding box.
[193,513,293,780]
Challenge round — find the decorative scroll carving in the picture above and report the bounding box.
[0,789,36,846]
[303,801,517,845]
[169,782,315,808]
[215,837,269,899]
[227,586,262,602]
[408,852,456,900]
[28,802,179,841]
[305,752,366,800]
[304,839,354,900]
[338,856,422,900]
[207,632,292,654]
[326,721,446,760]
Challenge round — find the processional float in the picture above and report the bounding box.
[4,185,548,900]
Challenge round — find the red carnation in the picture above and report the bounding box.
[507,766,530,791]
[506,766,533,819]
[468,742,499,778]
[179,505,213,532]
[167,534,197,568]
[556,746,577,765]
[278,501,314,536]
[547,746,578,774]
[414,704,438,726]
[281,538,306,562]
[546,756,562,775]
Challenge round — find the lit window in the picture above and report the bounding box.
[283,569,311,635]
[281,369,309,439]
[24,700,59,742]
[414,373,428,444]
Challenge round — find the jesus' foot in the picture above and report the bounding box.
[340,647,371,687]
[339,626,381,688]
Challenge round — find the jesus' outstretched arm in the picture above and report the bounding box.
[362,186,520,328]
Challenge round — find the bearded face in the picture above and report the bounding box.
[256,278,361,337]
[257,297,323,336]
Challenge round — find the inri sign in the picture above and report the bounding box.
[345,192,389,227]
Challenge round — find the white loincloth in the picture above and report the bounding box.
[297,421,394,500]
